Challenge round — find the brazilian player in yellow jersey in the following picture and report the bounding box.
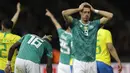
[96,27,122,73]
[0,2,21,73]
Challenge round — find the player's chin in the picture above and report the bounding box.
[83,18,89,22]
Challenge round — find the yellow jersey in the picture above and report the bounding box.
[96,28,112,65]
[0,31,21,72]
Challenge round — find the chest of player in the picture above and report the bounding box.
[77,23,97,37]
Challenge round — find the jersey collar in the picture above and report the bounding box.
[79,20,90,26]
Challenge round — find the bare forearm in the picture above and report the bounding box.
[47,66,52,73]
[110,48,121,63]
[49,16,61,29]
[8,47,16,61]
[62,8,80,23]
[94,9,113,19]
[62,8,80,16]
[8,42,21,61]
[11,10,20,27]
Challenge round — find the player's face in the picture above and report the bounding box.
[80,7,91,22]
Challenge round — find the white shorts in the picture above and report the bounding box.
[14,58,40,73]
[73,59,97,73]
[58,62,72,73]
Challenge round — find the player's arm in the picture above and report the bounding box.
[45,9,61,29]
[107,43,122,73]
[8,42,21,63]
[86,2,113,24]
[5,42,21,73]
[47,57,52,73]
[62,2,87,24]
[96,10,113,24]
[45,41,53,73]
[106,31,122,73]
[11,2,21,28]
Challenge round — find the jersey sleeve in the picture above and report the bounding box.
[57,28,65,37]
[71,18,78,28]
[91,19,100,28]
[45,41,53,58]
[18,35,26,43]
[106,30,112,43]
[14,36,21,42]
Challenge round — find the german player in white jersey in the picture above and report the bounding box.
[45,9,73,73]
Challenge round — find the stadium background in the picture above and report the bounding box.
[0,0,130,73]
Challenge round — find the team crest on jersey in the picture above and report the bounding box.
[80,25,83,27]
[89,25,94,29]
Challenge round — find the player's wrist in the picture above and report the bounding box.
[6,61,11,66]
[94,9,99,13]
[118,61,121,64]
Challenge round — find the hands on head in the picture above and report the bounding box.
[79,2,94,12]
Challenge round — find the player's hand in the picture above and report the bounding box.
[4,64,12,73]
[79,2,88,11]
[84,2,95,12]
[46,35,52,41]
[45,9,53,17]
[17,2,21,11]
[43,35,52,41]
[118,62,122,73]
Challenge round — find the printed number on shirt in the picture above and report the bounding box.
[27,35,44,48]
[60,39,70,54]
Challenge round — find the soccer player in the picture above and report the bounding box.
[0,3,21,73]
[62,2,113,73]
[96,26,122,73]
[5,34,53,73]
[45,9,72,73]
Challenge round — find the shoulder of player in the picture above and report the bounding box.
[72,18,79,23]
[57,28,64,31]
[100,29,111,35]
[104,29,111,34]
[23,34,33,37]
[8,33,21,38]
[43,40,51,46]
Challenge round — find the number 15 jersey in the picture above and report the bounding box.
[17,34,53,64]
[57,28,72,65]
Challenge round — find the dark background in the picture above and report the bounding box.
[0,0,130,62]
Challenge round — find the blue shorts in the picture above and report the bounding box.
[97,61,113,73]
[0,70,4,73]
[70,65,73,73]
[0,70,13,73]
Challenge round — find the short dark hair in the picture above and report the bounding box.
[1,19,13,29]
[81,5,91,12]
[84,5,91,8]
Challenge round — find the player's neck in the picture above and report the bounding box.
[2,28,11,33]
[66,30,70,33]
[81,19,89,24]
